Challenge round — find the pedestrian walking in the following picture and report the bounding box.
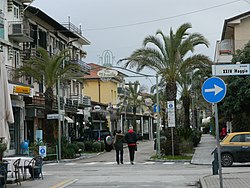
[113,130,124,165]
[124,126,138,165]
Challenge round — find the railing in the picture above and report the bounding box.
[61,22,82,35]
[5,65,21,83]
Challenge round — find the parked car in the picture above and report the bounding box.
[82,129,111,142]
[219,132,250,167]
[72,129,113,152]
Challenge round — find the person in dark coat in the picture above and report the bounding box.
[113,130,124,164]
[124,126,138,165]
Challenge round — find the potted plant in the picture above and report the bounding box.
[0,141,7,186]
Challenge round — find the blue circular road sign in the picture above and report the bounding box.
[202,77,226,103]
[40,148,45,154]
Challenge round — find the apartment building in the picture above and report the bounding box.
[2,0,91,155]
[214,11,250,64]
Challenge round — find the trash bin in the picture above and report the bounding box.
[211,149,219,175]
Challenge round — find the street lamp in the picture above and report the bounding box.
[57,78,62,161]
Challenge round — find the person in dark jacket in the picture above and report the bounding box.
[124,126,138,165]
[113,130,124,164]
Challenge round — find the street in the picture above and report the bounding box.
[7,140,250,188]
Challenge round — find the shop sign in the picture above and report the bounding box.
[13,86,30,95]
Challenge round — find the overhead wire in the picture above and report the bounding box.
[84,0,241,31]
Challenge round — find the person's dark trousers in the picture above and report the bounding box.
[128,146,136,162]
[116,149,123,164]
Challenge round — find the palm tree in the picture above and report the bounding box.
[119,81,144,132]
[120,23,211,112]
[15,47,83,142]
[179,72,192,129]
[119,23,212,155]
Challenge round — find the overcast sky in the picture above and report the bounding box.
[32,0,250,87]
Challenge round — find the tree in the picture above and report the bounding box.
[119,81,144,132]
[15,47,84,142]
[119,23,211,155]
[221,41,250,131]
[120,23,211,123]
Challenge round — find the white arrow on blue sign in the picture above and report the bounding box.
[153,105,160,113]
[202,77,226,103]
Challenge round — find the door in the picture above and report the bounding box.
[241,134,250,162]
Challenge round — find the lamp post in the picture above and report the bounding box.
[57,78,61,161]
[155,74,160,158]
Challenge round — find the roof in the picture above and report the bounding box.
[221,11,250,40]
[26,6,90,44]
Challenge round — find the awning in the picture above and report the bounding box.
[65,116,74,123]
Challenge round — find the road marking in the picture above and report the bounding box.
[144,162,155,165]
[65,163,77,166]
[184,162,190,165]
[163,162,175,165]
[45,163,58,166]
[83,162,98,165]
[104,162,116,165]
[51,179,78,188]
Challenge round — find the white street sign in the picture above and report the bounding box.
[39,146,46,158]
[97,69,118,78]
[167,101,175,127]
[47,114,63,120]
[212,64,250,76]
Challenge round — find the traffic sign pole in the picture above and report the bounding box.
[214,103,223,188]
[202,77,226,188]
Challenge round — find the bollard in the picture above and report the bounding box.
[211,149,219,175]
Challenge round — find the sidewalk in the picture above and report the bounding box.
[194,134,250,188]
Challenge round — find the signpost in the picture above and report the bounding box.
[167,101,175,157]
[202,77,226,188]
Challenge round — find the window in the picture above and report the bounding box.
[230,135,241,142]
[13,5,20,19]
[13,50,20,68]
[0,18,3,39]
[244,134,250,142]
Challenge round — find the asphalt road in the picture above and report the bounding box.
[7,140,250,188]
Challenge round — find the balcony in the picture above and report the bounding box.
[61,22,82,36]
[20,0,33,3]
[8,21,33,42]
[70,94,91,109]
[67,59,91,74]
[5,65,22,83]
[214,39,233,64]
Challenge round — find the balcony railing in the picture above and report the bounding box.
[20,0,33,3]
[219,39,233,55]
[5,65,22,83]
[61,22,82,36]
[70,94,91,108]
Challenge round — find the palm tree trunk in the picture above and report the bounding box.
[133,106,137,132]
[44,87,55,143]
[182,95,191,129]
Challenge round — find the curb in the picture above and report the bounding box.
[199,177,208,188]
